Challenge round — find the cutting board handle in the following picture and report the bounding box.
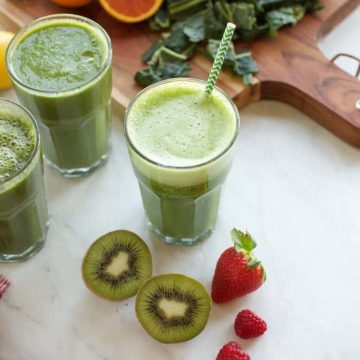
[260,51,360,147]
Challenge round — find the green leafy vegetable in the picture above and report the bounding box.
[181,12,206,42]
[204,2,226,40]
[142,41,162,63]
[266,6,305,37]
[135,0,323,87]
[168,0,208,20]
[135,47,191,87]
[149,9,171,30]
[204,39,258,82]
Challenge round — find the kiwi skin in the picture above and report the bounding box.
[135,273,211,344]
[82,230,152,301]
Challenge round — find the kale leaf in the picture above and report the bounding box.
[266,6,305,37]
[135,47,191,87]
[181,12,206,42]
[205,39,258,84]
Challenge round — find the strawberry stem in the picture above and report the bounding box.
[231,228,263,271]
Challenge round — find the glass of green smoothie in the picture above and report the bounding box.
[125,78,240,245]
[6,14,112,177]
[0,98,49,262]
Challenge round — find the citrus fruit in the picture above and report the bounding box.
[99,0,164,23]
[51,0,93,7]
[0,31,14,90]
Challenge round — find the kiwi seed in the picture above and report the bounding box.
[82,230,152,301]
[135,273,211,343]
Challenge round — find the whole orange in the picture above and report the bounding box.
[51,0,93,7]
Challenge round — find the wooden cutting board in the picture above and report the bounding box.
[0,0,359,146]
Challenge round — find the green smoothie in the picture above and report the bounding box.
[6,15,112,177]
[0,98,49,262]
[125,78,239,244]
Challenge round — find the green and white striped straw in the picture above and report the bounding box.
[205,22,236,95]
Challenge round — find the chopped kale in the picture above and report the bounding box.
[135,0,323,87]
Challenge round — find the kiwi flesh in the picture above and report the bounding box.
[82,230,152,301]
[136,274,211,343]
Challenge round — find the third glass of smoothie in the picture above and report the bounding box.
[0,98,49,261]
[125,78,240,245]
[6,14,112,177]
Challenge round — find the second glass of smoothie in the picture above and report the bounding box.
[6,14,112,177]
[125,78,240,245]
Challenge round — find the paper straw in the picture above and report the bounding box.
[205,23,236,95]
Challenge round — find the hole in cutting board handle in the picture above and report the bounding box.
[330,53,360,79]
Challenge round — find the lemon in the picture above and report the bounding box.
[0,31,14,89]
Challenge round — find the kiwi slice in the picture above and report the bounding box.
[136,274,211,343]
[82,230,152,301]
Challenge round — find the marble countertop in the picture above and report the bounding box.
[1,8,360,360]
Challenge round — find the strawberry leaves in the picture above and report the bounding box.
[231,228,257,253]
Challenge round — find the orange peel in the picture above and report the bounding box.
[99,0,164,23]
[51,0,93,8]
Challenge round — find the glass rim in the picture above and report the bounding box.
[0,98,40,188]
[5,13,112,95]
[124,77,240,170]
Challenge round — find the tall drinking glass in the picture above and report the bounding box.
[6,14,112,177]
[125,78,240,245]
[0,98,49,262]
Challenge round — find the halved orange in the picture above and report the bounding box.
[51,0,93,7]
[99,0,164,23]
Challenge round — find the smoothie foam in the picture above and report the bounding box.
[0,112,36,184]
[10,20,108,92]
[127,81,237,167]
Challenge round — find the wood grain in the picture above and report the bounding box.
[0,0,359,146]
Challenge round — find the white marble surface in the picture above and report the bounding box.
[1,7,360,360]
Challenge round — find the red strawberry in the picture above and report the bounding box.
[235,309,267,339]
[216,341,251,360]
[211,229,266,303]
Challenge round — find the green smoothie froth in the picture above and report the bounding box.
[127,81,237,167]
[0,115,36,184]
[11,23,107,92]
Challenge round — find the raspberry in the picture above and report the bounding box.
[216,341,251,360]
[235,309,267,339]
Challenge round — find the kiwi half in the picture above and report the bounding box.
[82,230,152,301]
[136,274,211,343]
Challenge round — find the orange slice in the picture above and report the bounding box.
[99,0,164,23]
[51,0,93,7]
